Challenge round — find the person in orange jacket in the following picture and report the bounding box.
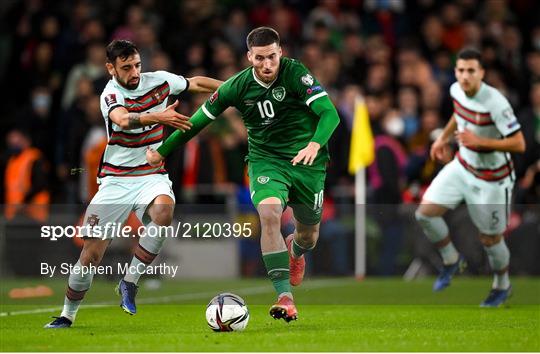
[4,128,50,222]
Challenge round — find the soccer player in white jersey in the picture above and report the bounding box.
[45,40,222,328]
[415,48,525,307]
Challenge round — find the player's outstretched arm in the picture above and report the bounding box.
[146,107,214,166]
[110,100,193,131]
[291,95,340,166]
[186,76,223,93]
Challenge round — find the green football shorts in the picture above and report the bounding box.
[248,157,326,225]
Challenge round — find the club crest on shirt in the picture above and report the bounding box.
[87,214,100,227]
[301,74,314,86]
[257,176,270,184]
[153,90,164,103]
[104,94,117,107]
[272,86,286,101]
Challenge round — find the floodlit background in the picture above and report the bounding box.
[0,2,539,352]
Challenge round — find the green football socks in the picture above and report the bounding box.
[262,251,291,296]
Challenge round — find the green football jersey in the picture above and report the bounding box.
[201,57,330,167]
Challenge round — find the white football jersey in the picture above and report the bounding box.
[98,71,188,179]
[450,82,521,182]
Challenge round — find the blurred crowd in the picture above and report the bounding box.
[1,0,539,208]
[1,0,539,276]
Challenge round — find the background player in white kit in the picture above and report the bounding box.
[415,48,526,307]
[45,40,222,328]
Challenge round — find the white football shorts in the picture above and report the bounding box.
[423,159,513,235]
[81,174,175,239]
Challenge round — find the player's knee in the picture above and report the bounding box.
[150,204,173,226]
[296,225,319,247]
[415,210,449,241]
[296,233,317,249]
[479,233,502,247]
[258,205,282,228]
[80,249,103,267]
[415,209,430,225]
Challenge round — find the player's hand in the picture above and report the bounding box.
[156,100,193,131]
[146,147,164,167]
[430,137,452,163]
[455,129,483,150]
[291,142,320,166]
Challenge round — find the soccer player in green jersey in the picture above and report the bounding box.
[147,27,340,322]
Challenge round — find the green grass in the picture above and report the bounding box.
[1,277,539,351]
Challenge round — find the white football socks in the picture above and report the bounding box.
[438,243,459,266]
[484,239,511,290]
[415,211,458,265]
[123,222,167,284]
[61,260,95,321]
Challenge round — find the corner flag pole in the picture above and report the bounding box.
[354,167,366,279]
[348,96,374,279]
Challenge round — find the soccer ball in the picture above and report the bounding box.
[206,293,249,332]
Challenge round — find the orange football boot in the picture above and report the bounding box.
[269,294,298,322]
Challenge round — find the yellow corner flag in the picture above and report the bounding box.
[348,97,374,174]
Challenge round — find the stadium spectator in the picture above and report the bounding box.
[368,109,408,275]
[111,4,144,42]
[516,81,540,178]
[61,41,107,110]
[7,86,55,162]
[405,109,443,203]
[526,51,540,86]
[4,128,50,222]
[224,9,250,54]
[134,22,160,66]
[397,86,421,139]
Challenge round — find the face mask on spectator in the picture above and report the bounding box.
[6,143,23,156]
[32,93,51,112]
[430,128,443,142]
[384,117,405,137]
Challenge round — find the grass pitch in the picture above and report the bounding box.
[1,277,539,351]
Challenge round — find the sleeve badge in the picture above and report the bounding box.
[301,74,314,86]
[209,91,219,104]
[104,94,117,107]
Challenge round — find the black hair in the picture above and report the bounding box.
[457,47,484,68]
[106,39,139,63]
[246,27,280,50]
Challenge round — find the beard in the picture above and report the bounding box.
[119,77,139,90]
[258,70,276,83]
